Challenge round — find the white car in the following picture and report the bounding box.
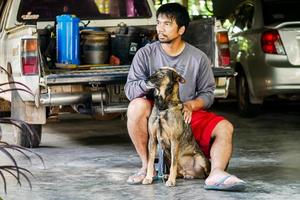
[226,0,300,117]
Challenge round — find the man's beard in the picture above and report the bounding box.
[158,34,179,44]
[158,37,174,44]
[159,40,172,44]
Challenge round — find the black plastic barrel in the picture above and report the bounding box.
[81,30,110,64]
[111,26,142,65]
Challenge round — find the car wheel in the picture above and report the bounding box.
[13,124,42,148]
[237,73,261,117]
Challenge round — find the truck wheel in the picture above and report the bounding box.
[0,99,11,117]
[0,111,10,117]
[13,124,42,148]
[0,126,2,141]
[237,73,261,117]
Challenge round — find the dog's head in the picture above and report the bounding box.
[146,67,185,109]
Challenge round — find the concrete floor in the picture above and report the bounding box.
[0,101,299,200]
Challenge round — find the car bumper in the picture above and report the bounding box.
[250,54,300,98]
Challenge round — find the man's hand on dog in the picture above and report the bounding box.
[183,103,193,124]
[183,99,206,123]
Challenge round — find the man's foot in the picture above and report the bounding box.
[126,170,146,185]
[204,169,246,191]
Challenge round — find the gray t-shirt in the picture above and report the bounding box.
[124,41,215,109]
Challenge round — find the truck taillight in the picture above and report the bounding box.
[261,30,286,55]
[21,39,39,75]
[216,31,230,66]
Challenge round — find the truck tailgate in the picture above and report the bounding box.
[44,65,235,85]
[45,65,130,85]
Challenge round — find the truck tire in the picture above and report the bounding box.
[0,99,11,117]
[0,111,10,117]
[237,73,261,117]
[0,126,2,141]
[13,124,42,148]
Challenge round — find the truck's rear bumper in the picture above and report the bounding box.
[213,67,236,98]
[212,67,236,77]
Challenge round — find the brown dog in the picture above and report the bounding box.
[142,67,210,187]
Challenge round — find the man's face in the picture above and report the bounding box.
[156,14,183,44]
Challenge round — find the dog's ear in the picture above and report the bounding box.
[175,72,185,84]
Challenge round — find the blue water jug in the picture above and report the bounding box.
[56,15,80,65]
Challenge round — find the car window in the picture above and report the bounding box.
[242,4,254,30]
[263,0,300,25]
[233,4,254,32]
[17,0,152,22]
[229,3,254,33]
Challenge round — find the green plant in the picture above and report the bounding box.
[0,140,44,194]
[0,66,44,194]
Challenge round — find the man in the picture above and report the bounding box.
[124,3,246,191]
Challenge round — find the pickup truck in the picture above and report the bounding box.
[0,0,234,147]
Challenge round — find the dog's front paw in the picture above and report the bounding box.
[142,177,153,185]
[165,179,176,187]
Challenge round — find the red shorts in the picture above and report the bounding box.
[191,110,224,159]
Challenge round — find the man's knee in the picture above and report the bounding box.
[212,119,234,139]
[127,98,152,121]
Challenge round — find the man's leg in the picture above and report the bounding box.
[205,120,245,187]
[126,98,152,184]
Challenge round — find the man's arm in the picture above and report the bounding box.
[183,55,215,123]
[184,98,206,111]
[195,55,216,109]
[124,49,150,101]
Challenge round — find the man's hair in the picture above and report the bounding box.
[156,3,190,30]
